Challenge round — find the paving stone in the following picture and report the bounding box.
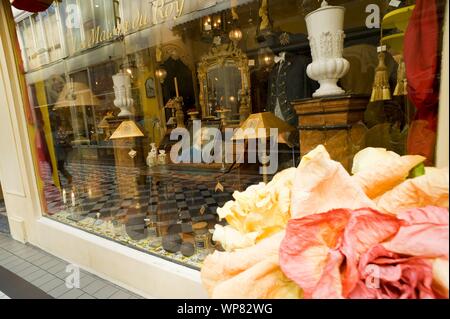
[8,261,32,273]
[31,255,54,267]
[46,262,68,275]
[13,247,36,258]
[93,285,118,299]
[16,264,40,277]
[39,259,61,270]
[0,230,142,299]
[59,288,84,299]
[31,273,57,287]
[0,255,20,267]
[83,280,108,295]
[109,290,133,299]
[79,274,97,289]
[53,269,66,280]
[48,283,72,298]
[40,278,65,293]
[23,269,47,282]
[27,252,49,263]
[0,250,13,259]
[19,249,42,260]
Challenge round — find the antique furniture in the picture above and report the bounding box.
[293,95,370,171]
[198,43,252,126]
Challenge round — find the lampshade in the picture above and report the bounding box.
[55,82,101,109]
[232,112,295,140]
[109,120,145,140]
[11,0,53,12]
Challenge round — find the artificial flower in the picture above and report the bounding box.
[376,168,449,215]
[202,232,301,299]
[351,147,425,198]
[290,145,375,219]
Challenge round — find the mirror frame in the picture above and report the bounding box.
[198,43,251,123]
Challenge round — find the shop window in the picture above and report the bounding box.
[11,0,446,270]
[15,3,64,70]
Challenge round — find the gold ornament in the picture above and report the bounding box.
[394,55,408,96]
[370,52,392,102]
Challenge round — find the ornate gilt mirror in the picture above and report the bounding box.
[198,43,251,125]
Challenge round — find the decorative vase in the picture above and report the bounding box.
[305,1,350,98]
[158,150,167,165]
[146,143,158,167]
[113,70,134,117]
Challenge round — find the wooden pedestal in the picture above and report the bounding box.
[293,95,369,171]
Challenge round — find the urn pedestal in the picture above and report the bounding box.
[293,95,370,171]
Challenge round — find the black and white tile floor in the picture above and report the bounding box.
[0,233,144,299]
[41,161,262,219]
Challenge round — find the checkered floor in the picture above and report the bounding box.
[42,162,261,221]
[37,160,263,268]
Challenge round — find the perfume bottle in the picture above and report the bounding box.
[147,143,158,167]
[144,216,159,238]
[158,150,167,165]
[193,222,211,250]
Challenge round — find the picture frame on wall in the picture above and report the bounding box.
[145,77,156,98]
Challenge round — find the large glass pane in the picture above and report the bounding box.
[11,0,446,271]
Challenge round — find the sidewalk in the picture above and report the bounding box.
[0,232,144,299]
[0,200,8,234]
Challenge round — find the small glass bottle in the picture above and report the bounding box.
[193,222,211,250]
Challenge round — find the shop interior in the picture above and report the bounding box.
[13,0,443,269]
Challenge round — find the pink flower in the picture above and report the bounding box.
[348,245,437,299]
[279,206,449,299]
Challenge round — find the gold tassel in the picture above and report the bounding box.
[394,55,408,96]
[371,52,392,102]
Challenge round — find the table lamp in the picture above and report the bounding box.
[55,81,101,145]
[232,112,295,183]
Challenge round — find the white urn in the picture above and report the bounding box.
[305,1,350,98]
[113,70,134,117]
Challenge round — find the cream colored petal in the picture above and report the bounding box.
[376,167,449,214]
[352,151,426,199]
[211,259,303,299]
[212,225,260,252]
[290,145,375,219]
[352,147,400,175]
[433,258,449,298]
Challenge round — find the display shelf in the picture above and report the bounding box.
[382,5,416,32]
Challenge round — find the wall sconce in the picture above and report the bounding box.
[203,16,213,32]
[258,47,275,71]
[155,67,168,84]
[229,27,243,45]
[202,12,226,37]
